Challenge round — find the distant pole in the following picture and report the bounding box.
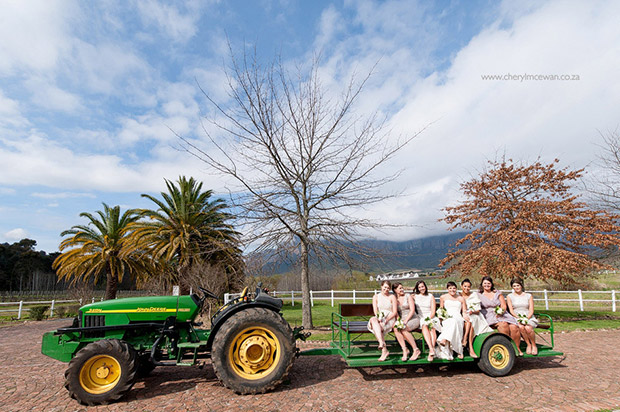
[612,290,616,312]
[310,290,314,307]
[291,290,294,307]
[544,289,549,310]
[50,300,55,317]
[353,289,356,304]
[18,301,23,319]
[578,289,584,311]
[331,290,334,307]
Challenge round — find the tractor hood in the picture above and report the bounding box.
[80,295,200,323]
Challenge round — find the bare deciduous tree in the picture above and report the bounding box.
[182,50,421,328]
[588,129,620,212]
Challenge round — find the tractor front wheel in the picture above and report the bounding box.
[64,339,138,406]
[211,307,295,394]
[477,334,516,377]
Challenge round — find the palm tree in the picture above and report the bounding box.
[128,176,243,294]
[53,203,152,300]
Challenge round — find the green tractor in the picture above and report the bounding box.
[41,285,305,406]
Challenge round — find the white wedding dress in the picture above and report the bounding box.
[435,298,464,359]
[466,292,493,336]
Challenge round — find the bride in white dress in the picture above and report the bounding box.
[436,282,469,360]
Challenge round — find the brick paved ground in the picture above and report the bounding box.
[2,319,620,412]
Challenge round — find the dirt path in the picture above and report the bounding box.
[1,319,619,411]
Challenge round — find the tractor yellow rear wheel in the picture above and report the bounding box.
[212,307,295,394]
[64,339,138,406]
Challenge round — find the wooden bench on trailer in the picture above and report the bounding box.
[330,303,428,357]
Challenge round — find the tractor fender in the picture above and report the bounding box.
[206,302,284,351]
[472,331,519,356]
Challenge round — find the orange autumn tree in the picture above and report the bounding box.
[440,158,620,285]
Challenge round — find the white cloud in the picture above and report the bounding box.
[134,0,204,43]
[31,192,96,199]
[25,77,82,112]
[0,0,73,75]
[311,0,620,241]
[0,90,28,128]
[0,187,16,195]
[0,130,227,194]
[4,228,28,241]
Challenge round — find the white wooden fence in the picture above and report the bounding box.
[2,288,616,320]
[225,289,618,312]
[0,297,102,319]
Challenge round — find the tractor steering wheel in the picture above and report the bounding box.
[198,286,218,300]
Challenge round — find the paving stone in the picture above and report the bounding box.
[1,320,620,411]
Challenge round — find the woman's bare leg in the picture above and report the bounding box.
[519,325,531,354]
[508,324,523,355]
[463,321,471,347]
[468,326,477,358]
[421,325,435,360]
[526,325,537,355]
[394,329,409,360]
[369,318,386,349]
[403,330,421,360]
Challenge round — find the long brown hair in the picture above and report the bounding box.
[414,280,428,295]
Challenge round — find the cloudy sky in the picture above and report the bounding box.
[1,0,619,253]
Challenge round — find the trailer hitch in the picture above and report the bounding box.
[293,326,311,341]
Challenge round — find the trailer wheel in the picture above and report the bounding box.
[212,307,295,394]
[477,334,515,377]
[64,339,138,406]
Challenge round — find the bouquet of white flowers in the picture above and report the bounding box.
[467,295,481,313]
[436,307,451,320]
[422,316,434,330]
[494,306,505,316]
[377,311,386,321]
[517,313,529,325]
[394,317,406,330]
[468,302,481,313]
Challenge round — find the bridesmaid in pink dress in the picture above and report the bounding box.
[479,276,523,356]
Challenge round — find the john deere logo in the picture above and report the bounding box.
[136,307,167,312]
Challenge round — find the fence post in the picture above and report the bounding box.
[544,289,549,310]
[612,290,616,312]
[353,289,356,304]
[79,298,83,306]
[50,300,55,317]
[18,301,23,319]
[578,289,584,311]
[310,290,314,307]
[224,293,230,304]
[331,290,334,307]
[92,297,95,304]
[291,291,294,307]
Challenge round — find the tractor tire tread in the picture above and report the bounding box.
[211,307,295,395]
[64,339,138,406]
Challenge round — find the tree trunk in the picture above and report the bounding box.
[105,272,117,300]
[300,239,313,329]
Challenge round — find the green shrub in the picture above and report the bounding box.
[66,305,81,317]
[54,305,67,318]
[29,305,49,321]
